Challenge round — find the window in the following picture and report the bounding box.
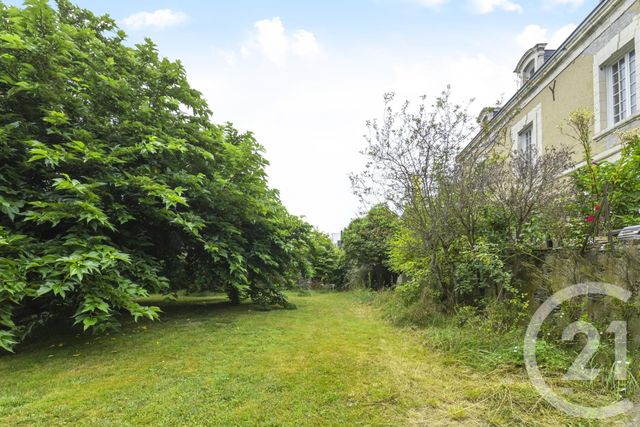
[518,124,533,158]
[608,49,637,125]
[523,60,536,83]
[510,104,540,159]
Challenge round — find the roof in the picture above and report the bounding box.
[513,43,547,73]
[543,49,556,62]
[461,0,617,156]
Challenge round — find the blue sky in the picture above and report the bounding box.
[7,0,599,233]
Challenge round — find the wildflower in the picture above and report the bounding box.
[586,215,595,223]
[594,204,601,212]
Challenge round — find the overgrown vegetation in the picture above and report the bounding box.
[568,110,640,247]
[351,90,573,312]
[1,0,639,422]
[348,90,640,398]
[0,0,341,351]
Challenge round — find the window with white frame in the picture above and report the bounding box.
[518,124,533,155]
[608,49,637,125]
[523,60,536,83]
[511,104,540,158]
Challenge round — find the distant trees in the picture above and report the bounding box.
[341,204,399,290]
[305,229,343,286]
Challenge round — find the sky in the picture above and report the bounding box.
[7,0,599,234]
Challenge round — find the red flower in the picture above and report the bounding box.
[586,215,595,223]
[594,204,601,212]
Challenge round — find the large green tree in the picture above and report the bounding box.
[341,204,399,289]
[305,229,342,285]
[0,0,304,351]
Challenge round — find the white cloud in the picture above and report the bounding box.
[548,0,584,7]
[469,0,523,14]
[121,9,188,30]
[239,17,322,65]
[187,44,518,232]
[390,54,515,107]
[291,30,322,59]
[547,24,577,48]
[516,23,577,49]
[414,0,449,8]
[515,24,547,48]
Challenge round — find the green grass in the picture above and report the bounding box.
[0,292,630,425]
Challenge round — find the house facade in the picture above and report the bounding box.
[462,0,640,170]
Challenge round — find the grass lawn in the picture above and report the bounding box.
[0,292,631,426]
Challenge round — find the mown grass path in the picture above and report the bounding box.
[0,292,626,426]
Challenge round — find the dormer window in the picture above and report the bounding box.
[523,60,536,83]
[477,107,500,127]
[514,43,554,88]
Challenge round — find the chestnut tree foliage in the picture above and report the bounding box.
[0,0,318,351]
